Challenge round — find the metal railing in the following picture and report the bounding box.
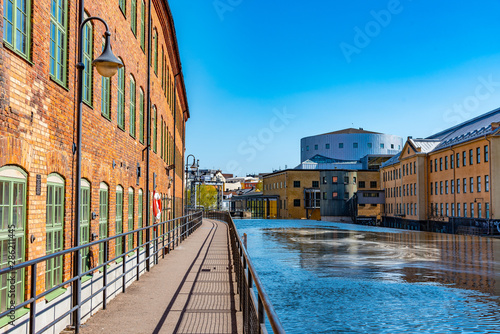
[204,210,285,334]
[0,211,203,334]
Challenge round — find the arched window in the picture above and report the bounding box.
[46,173,65,289]
[129,75,136,138]
[99,182,109,264]
[115,185,124,256]
[101,39,111,119]
[80,178,91,272]
[152,105,157,153]
[139,87,144,144]
[160,116,164,159]
[82,12,93,106]
[138,189,143,246]
[117,61,125,130]
[0,166,27,312]
[128,188,134,251]
[153,28,158,75]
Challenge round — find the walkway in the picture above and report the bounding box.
[80,219,241,334]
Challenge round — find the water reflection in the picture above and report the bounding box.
[236,220,500,333]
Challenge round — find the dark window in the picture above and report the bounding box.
[332,176,338,184]
[353,142,358,148]
[323,192,327,200]
[344,192,349,199]
[339,143,343,149]
[326,143,330,149]
[440,158,443,171]
[445,156,448,170]
[370,181,377,189]
[485,145,489,162]
[359,181,366,188]
[456,153,460,168]
[312,181,319,188]
[477,147,481,164]
[470,149,473,165]
[344,176,349,184]
[322,177,327,184]
[293,199,300,207]
[450,154,454,169]
[293,181,300,188]
[314,144,318,150]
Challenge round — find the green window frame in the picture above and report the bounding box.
[129,76,136,138]
[140,0,145,51]
[0,167,27,314]
[82,18,93,107]
[115,186,123,256]
[128,189,134,251]
[50,0,68,86]
[152,106,157,153]
[138,190,143,247]
[101,40,111,119]
[160,116,164,159]
[139,88,144,144]
[161,48,165,90]
[119,0,126,16]
[153,29,158,75]
[3,0,32,60]
[46,174,64,290]
[99,183,108,265]
[130,0,137,35]
[80,179,91,273]
[117,64,125,130]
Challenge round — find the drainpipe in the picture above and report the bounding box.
[450,146,456,234]
[145,0,152,272]
[173,72,180,218]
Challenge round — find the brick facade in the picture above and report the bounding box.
[0,0,188,300]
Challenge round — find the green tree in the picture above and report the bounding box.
[187,184,218,209]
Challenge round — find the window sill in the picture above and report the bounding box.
[129,133,136,140]
[118,125,126,132]
[3,43,33,65]
[0,307,29,329]
[45,287,67,303]
[101,113,112,122]
[50,76,69,91]
[81,274,93,283]
[116,257,124,264]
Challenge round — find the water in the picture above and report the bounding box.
[234,219,500,333]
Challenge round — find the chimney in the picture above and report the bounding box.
[492,122,500,131]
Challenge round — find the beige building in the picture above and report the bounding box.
[381,109,500,233]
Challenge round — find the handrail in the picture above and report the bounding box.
[204,210,286,334]
[1,211,203,334]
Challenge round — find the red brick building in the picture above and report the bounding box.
[0,0,189,320]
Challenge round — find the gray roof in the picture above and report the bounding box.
[409,138,442,153]
[380,152,401,168]
[382,108,500,169]
[427,107,500,150]
[318,128,381,136]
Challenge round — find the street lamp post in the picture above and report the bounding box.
[185,154,198,212]
[73,17,123,333]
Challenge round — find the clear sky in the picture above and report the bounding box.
[169,0,500,176]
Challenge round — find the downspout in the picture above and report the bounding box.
[173,72,180,218]
[145,0,152,271]
[450,146,456,234]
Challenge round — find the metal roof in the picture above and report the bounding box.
[409,139,442,153]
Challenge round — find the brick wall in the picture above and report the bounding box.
[0,0,189,298]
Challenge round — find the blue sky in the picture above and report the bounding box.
[169,0,500,176]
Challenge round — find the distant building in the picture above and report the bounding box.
[299,128,403,170]
[262,169,383,221]
[380,108,500,233]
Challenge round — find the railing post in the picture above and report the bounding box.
[162,222,165,259]
[103,241,108,310]
[258,294,264,334]
[136,231,140,281]
[29,263,37,334]
[122,235,127,293]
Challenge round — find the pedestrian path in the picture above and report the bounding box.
[80,219,241,334]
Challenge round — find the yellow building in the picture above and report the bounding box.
[381,110,500,233]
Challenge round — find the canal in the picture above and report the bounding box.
[234,219,500,333]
